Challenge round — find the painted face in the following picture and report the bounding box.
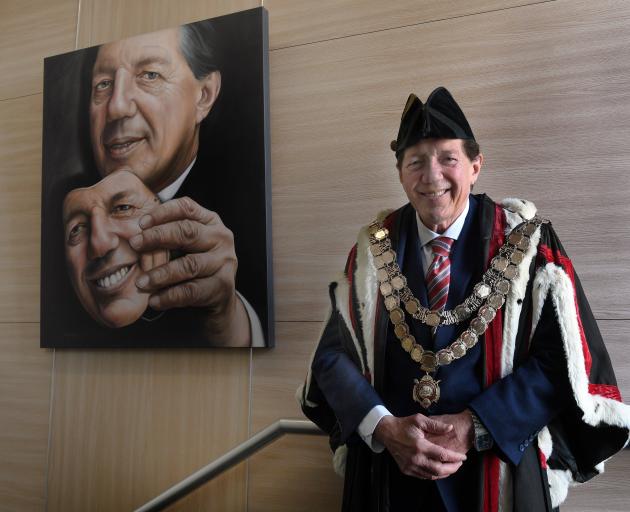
[63,170,168,328]
[90,28,207,192]
[398,139,482,233]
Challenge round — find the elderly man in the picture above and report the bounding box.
[88,22,263,346]
[299,87,630,511]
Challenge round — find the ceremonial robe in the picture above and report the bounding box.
[299,194,630,511]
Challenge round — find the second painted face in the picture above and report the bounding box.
[398,138,482,233]
[63,170,168,328]
[90,28,211,192]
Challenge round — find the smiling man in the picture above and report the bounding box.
[299,87,629,511]
[63,170,168,328]
[86,22,264,346]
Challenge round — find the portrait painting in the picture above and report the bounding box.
[40,7,273,348]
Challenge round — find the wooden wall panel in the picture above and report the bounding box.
[0,0,78,100]
[266,0,546,49]
[76,0,260,48]
[600,321,630,401]
[270,0,630,322]
[47,349,249,511]
[0,96,42,323]
[249,321,342,510]
[248,436,342,512]
[0,325,51,512]
[563,450,630,512]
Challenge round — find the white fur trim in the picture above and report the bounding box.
[501,197,537,220]
[531,262,630,507]
[537,426,553,461]
[335,275,367,376]
[355,227,377,381]
[500,205,541,378]
[333,444,348,477]
[547,468,573,508]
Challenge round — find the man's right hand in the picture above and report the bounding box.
[373,414,467,480]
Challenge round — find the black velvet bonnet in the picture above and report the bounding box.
[391,87,475,158]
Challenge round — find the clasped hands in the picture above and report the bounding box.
[373,410,474,480]
[129,196,251,346]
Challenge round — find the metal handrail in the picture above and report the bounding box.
[134,419,325,512]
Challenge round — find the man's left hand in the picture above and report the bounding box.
[425,409,474,455]
[130,196,250,346]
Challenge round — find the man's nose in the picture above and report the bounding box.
[106,70,137,121]
[88,210,118,260]
[421,157,443,182]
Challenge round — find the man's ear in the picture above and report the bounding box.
[471,152,483,184]
[196,70,221,123]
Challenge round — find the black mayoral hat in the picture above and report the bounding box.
[391,87,475,158]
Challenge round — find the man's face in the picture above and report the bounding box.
[399,139,482,233]
[90,28,209,192]
[63,170,167,328]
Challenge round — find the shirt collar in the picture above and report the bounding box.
[157,157,196,202]
[416,197,470,247]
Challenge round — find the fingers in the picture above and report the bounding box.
[148,276,225,310]
[416,414,453,435]
[422,439,467,463]
[131,220,233,253]
[139,197,217,228]
[137,252,231,292]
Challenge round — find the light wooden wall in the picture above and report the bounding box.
[0,0,628,511]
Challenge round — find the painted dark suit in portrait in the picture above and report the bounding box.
[41,8,273,348]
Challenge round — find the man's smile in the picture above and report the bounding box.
[104,137,146,158]
[420,189,450,198]
[88,261,138,295]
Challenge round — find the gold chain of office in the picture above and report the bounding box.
[367,215,547,408]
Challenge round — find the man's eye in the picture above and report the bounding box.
[112,204,135,215]
[94,79,112,92]
[68,223,87,243]
[140,71,160,81]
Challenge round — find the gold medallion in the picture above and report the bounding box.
[376,268,389,281]
[420,352,437,372]
[425,311,441,327]
[401,335,415,353]
[374,228,389,241]
[413,374,441,408]
[410,345,424,362]
[389,307,404,324]
[384,295,398,311]
[394,323,409,339]
[380,282,393,296]
[405,298,420,315]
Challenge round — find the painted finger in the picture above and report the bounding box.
[130,220,231,253]
[139,196,218,229]
[148,277,228,310]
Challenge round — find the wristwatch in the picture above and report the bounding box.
[470,410,494,452]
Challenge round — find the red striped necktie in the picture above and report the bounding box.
[426,236,454,311]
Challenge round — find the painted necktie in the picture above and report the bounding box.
[426,236,454,311]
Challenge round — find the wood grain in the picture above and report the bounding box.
[0,324,51,512]
[266,0,549,50]
[251,321,323,430]
[247,435,342,512]
[46,349,250,511]
[269,0,630,321]
[76,0,260,48]
[563,449,630,511]
[0,0,78,100]
[0,95,42,323]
